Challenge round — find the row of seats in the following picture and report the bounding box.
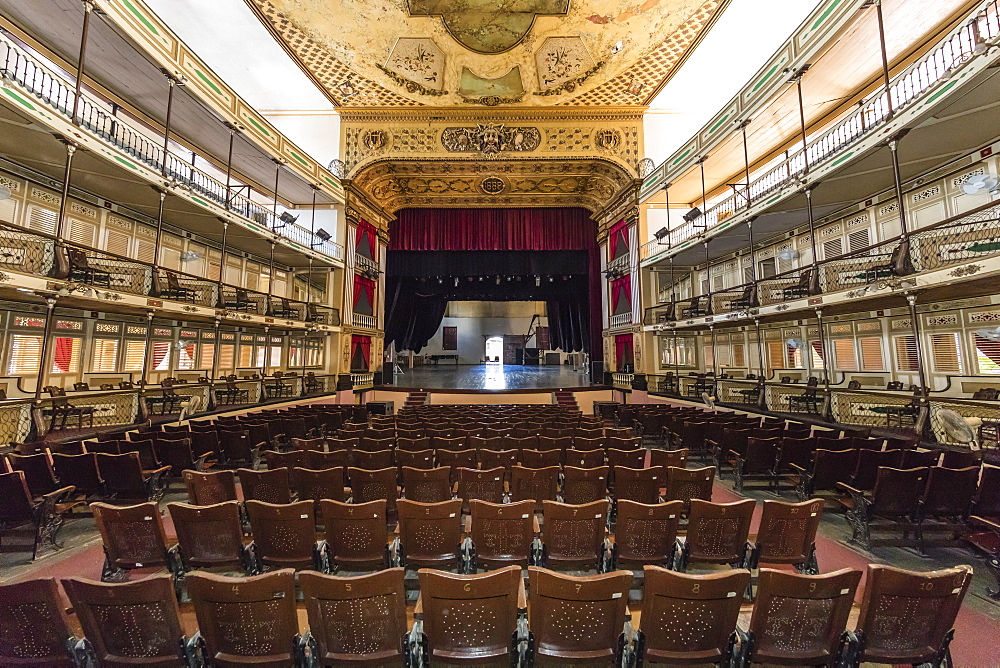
[1,562,972,666]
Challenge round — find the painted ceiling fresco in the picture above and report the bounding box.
[245,0,728,107]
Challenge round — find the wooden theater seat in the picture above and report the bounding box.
[168,500,250,575]
[674,499,755,571]
[401,466,453,503]
[320,499,390,571]
[610,499,682,570]
[748,499,823,577]
[244,500,330,572]
[0,578,79,666]
[562,465,609,505]
[237,467,292,504]
[91,501,174,583]
[456,466,505,507]
[395,498,464,570]
[467,499,539,570]
[183,469,237,505]
[539,499,611,571]
[663,465,714,513]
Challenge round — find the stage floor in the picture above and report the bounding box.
[387,364,592,390]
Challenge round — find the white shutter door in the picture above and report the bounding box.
[104,229,132,256]
[822,238,842,260]
[848,229,870,254]
[0,197,17,224]
[26,205,57,234]
[67,218,97,247]
[135,239,156,264]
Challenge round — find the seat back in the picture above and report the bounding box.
[509,465,560,509]
[436,448,477,482]
[562,465,609,504]
[921,466,980,518]
[607,448,645,470]
[854,564,972,664]
[418,566,523,663]
[320,499,389,569]
[469,499,536,567]
[299,568,408,664]
[0,578,77,666]
[755,499,823,566]
[639,566,749,664]
[263,450,303,470]
[648,448,688,469]
[872,467,929,517]
[303,449,348,471]
[742,437,781,473]
[613,465,664,504]
[244,500,317,568]
[64,574,186,665]
[541,499,608,567]
[92,501,170,569]
[352,449,393,470]
[527,567,632,662]
[238,467,292,504]
[395,448,434,472]
[167,501,245,569]
[478,448,518,473]
[747,568,861,665]
[811,448,859,491]
[777,436,813,472]
[187,569,298,665]
[973,463,1000,517]
[564,448,605,468]
[397,498,463,566]
[51,452,103,496]
[396,436,431,451]
[853,449,905,490]
[183,469,237,505]
[454,466,505,506]
[615,499,682,565]
[684,499,755,565]
[664,466,715,511]
[401,466,452,503]
[8,452,58,495]
[349,466,399,515]
[519,448,561,469]
[291,466,347,504]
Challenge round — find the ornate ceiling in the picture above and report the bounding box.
[245,0,729,107]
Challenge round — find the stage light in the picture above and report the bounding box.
[496,276,501,284]
[454,278,459,286]
[535,276,541,286]
[654,227,669,240]
[548,276,554,282]
[279,212,299,225]
[314,228,331,242]
[438,278,443,284]
[683,207,702,223]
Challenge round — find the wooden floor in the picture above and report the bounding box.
[387,364,592,391]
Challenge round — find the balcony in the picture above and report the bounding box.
[609,313,633,329]
[0,220,340,328]
[0,35,344,262]
[352,313,379,330]
[612,373,634,390]
[641,0,1000,263]
[351,373,375,389]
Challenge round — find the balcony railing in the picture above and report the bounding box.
[0,220,340,326]
[351,373,374,389]
[612,373,634,389]
[352,313,378,330]
[641,0,1000,261]
[610,313,632,329]
[647,199,1000,326]
[0,35,344,262]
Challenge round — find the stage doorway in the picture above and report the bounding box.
[485,336,504,364]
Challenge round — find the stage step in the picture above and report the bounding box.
[553,391,578,409]
[404,391,429,408]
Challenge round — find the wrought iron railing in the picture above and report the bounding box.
[640,0,1000,261]
[0,35,344,262]
[0,399,34,445]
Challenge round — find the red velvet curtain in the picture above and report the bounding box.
[611,276,631,315]
[356,220,377,259]
[351,335,371,369]
[609,219,629,260]
[52,337,73,373]
[615,334,634,371]
[390,208,595,251]
[353,275,376,308]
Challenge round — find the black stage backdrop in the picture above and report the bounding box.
[385,208,601,357]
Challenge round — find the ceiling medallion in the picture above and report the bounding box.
[406,0,571,55]
[441,124,541,157]
[363,130,388,151]
[479,177,508,194]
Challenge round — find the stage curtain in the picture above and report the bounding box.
[611,276,631,315]
[547,298,588,353]
[390,208,595,251]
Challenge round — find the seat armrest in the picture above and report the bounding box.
[532,516,542,536]
[788,463,806,474]
[413,592,423,620]
[517,574,528,613]
[836,482,864,497]
[970,515,1000,532]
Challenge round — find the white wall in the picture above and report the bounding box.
[417,301,549,364]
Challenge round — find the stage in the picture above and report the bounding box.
[385,364,592,391]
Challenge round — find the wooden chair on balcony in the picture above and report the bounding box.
[681,295,709,318]
[787,377,821,414]
[270,297,298,318]
[160,271,197,302]
[726,284,758,310]
[67,248,112,287]
[781,267,814,300]
[44,386,95,431]
[221,287,253,312]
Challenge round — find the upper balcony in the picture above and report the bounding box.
[641,0,1000,269]
[0,14,345,264]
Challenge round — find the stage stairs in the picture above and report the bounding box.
[404,391,429,408]
[553,391,578,409]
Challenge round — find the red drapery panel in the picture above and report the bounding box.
[356,220,377,260]
[52,337,74,373]
[353,275,376,314]
[609,219,629,260]
[351,335,371,370]
[615,334,634,371]
[611,276,631,315]
[390,208,595,251]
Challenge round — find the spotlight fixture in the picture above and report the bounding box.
[682,208,702,223]
[314,228,332,242]
[454,278,459,287]
[535,276,541,287]
[278,212,299,225]
[654,227,669,241]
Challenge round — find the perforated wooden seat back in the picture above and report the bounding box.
[564,448,605,469]
[262,450,302,470]
[682,499,755,567]
[183,469,237,505]
[320,499,389,570]
[303,449,348,471]
[613,465,665,504]
[751,499,823,571]
[352,449,394,470]
[187,569,298,666]
[852,564,972,665]
[300,568,408,665]
[614,500,682,566]
[244,500,318,569]
[237,467,292,504]
[527,566,632,665]
[437,448,478,483]
[606,448,645,469]
[0,578,77,667]
[562,466,609,505]
[348,466,400,516]
[402,466,453,503]
[478,448,518,474]
[168,501,245,570]
[456,466,505,506]
[92,501,170,571]
[746,568,861,666]
[291,466,347,504]
[417,566,524,664]
[510,465,560,510]
[541,500,609,569]
[921,466,980,518]
[395,448,435,473]
[637,566,749,665]
[520,448,562,469]
[469,499,536,568]
[397,498,464,568]
[664,466,714,511]
[649,448,688,470]
[63,574,187,666]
